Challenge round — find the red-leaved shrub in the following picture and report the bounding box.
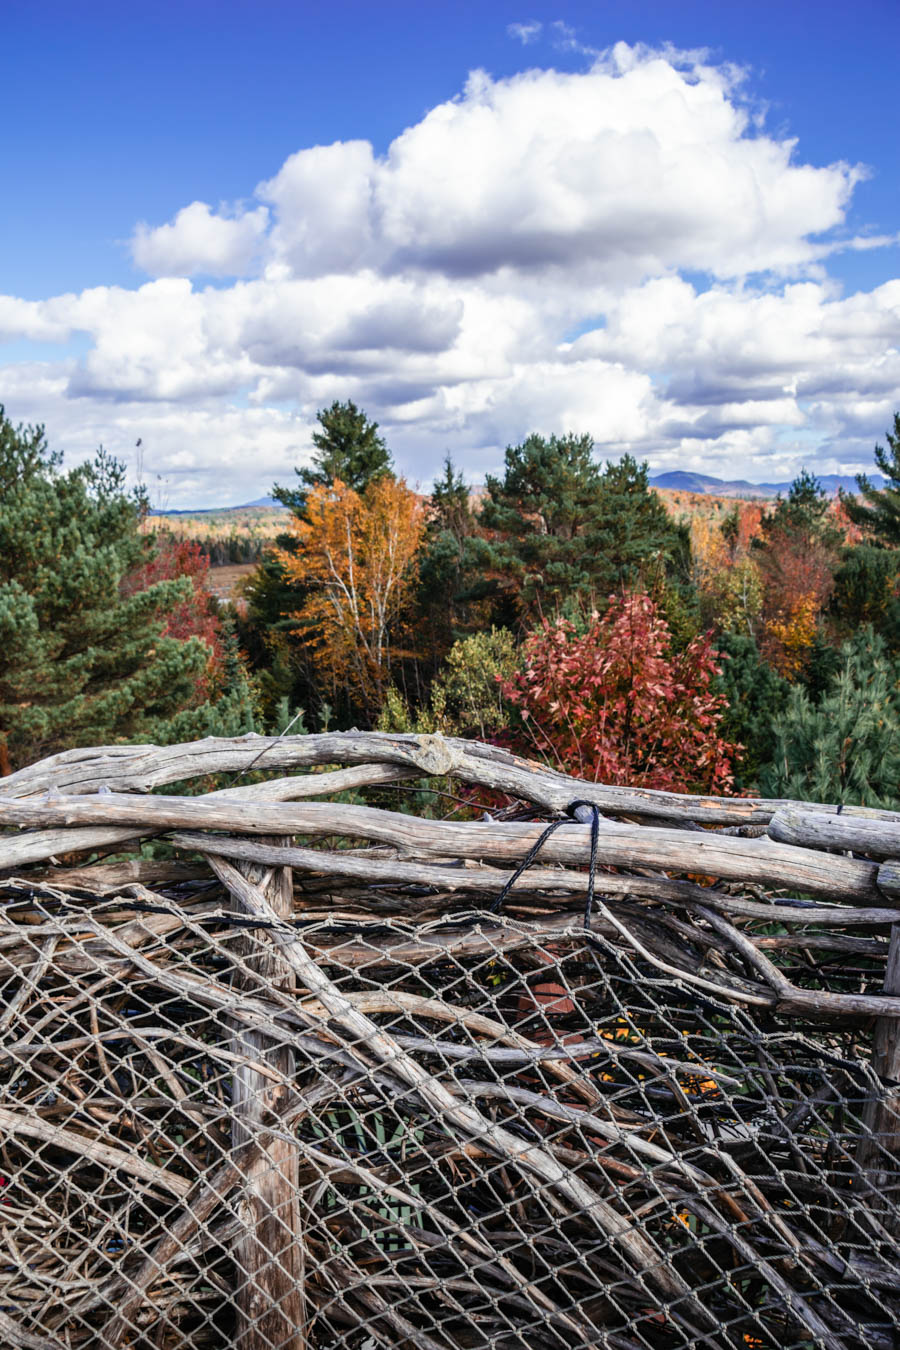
[502,591,737,793]
[125,537,224,697]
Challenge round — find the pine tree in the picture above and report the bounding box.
[831,543,900,649]
[0,412,254,770]
[479,438,684,615]
[236,541,317,727]
[842,412,900,544]
[416,455,490,665]
[759,627,900,808]
[430,453,474,540]
[165,617,258,741]
[760,468,841,546]
[273,400,393,515]
[714,633,790,790]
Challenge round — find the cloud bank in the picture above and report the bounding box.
[1,43,898,505]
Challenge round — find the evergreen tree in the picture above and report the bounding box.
[760,468,841,546]
[479,438,683,615]
[596,454,692,590]
[0,412,253,770]
[164,617,258,741]
[714,633,790,789]
[842,412,900,544]
[236,539,317,727]
[416,455,490,664]
[430,453,474,540]
[0,405,59,488]
[759,627,900,808]
[831,543,900,649]
[273,400,393,515]
[797,628,842,704]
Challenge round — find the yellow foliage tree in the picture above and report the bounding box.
[275,477,425,718]
[691,516,763,635]
[762,592,820,678]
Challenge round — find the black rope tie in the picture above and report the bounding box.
[490,799,601,931]
[568,800,601,931]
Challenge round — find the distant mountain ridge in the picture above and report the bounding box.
[160,474,885,514]
[648,470,884,498]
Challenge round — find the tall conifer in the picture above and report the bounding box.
[0,410,254,769]
[759,627,900,808]
[842,412,900,545]
[273,400,393,515]
[479,436,684,614]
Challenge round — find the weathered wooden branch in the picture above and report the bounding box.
[229,841,306,1350]
[0,793,879,899]
[857,923,900,1228]
[769,806,900,859]
[6,729,892,825]
[169,830,900,922]
[0,1104,192,1199]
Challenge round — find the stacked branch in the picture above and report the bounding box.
[0,733,898,1349]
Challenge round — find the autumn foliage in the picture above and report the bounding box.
[123,536,224,697]
[275,476,425,716]
[755,529,836,677]
[502,591,738,792]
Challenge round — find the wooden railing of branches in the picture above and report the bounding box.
[0,731,898,1349]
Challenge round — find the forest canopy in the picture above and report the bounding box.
[5,399,900,808]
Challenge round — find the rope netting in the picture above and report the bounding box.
[0,732,897,1349]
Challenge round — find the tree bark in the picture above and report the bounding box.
[230,839,306,1350]
[858,923,900,1233]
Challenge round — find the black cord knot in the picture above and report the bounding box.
[490,798,601,932]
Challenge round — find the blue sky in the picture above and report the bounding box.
[1,0,898,505]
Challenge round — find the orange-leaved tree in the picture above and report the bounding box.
[501,590,738,792]
[753,474,844,677]
[275,476,425,719]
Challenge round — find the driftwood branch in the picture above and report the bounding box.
[229,841,307,1350]
[0,792,879,899]
[6,730,891,825]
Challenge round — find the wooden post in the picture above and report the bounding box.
[231,840,306,1349]
[859,923,900,1234]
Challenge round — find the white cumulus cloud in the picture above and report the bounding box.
[132,201,269,278]
[0,43,896,506]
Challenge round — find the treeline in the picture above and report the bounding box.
[193,532,266,566]
[4,395,900,809]
[147,526,270,566]
[232,401,900,806]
